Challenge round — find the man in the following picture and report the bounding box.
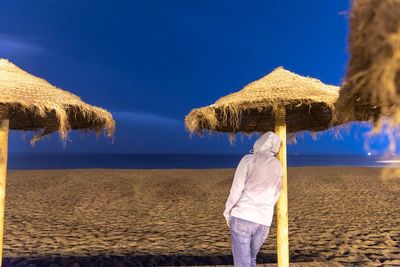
[223,131,283,267]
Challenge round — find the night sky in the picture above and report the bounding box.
[0,0,387,155]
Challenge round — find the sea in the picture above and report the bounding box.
[7,153,400,170]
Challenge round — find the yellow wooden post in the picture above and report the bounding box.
[275,106,289,267]
[0,107,9,267]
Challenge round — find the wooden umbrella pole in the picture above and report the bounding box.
[275,106,289,267]
[0,106,8,267]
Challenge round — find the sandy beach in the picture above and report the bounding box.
[3,167,400,266]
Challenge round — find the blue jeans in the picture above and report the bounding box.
[229,216,270,267]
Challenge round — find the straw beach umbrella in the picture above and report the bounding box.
[185,67,339,267]
[335,0,400,130]
[0,58,115,265]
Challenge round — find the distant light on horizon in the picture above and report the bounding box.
[367,152,372,156]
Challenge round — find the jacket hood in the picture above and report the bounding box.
[252,131,281,155]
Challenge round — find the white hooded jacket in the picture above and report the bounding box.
[223,131,283,226]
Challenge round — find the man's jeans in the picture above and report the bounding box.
[229,216,270,267]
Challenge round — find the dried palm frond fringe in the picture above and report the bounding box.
[185,67,340,141]
[335,0,400,132]
[0,59,115,143]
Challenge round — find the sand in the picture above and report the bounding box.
[2,167,400,266]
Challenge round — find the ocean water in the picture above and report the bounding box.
[6,153,400,170]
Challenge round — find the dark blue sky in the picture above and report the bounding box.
[0,0,386,155]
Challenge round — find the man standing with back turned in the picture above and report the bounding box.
[223,131,283,267]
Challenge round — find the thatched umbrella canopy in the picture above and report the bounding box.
[335,0,400,129]
[185,67,339,267]
[186,67,339,135]
[0,58,115,142]
[0,58,115,266]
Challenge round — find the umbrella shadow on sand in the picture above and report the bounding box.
[3,253,273,267]
[3,252,331,267]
